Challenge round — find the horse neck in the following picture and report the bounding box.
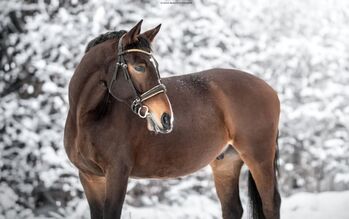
[69,40,132,125]
[69,55,112,122]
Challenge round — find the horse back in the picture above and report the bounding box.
[163,68,280,141]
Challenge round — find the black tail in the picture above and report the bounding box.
[248,171,265,219]
[275,130,280,177]
[248,130,280,219]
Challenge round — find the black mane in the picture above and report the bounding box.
[85,30,151,53]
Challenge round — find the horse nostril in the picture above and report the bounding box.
[161,113,171,129]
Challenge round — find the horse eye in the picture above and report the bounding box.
[134,65,145,73]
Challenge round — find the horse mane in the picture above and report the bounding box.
[85,30,126,53]
[85,30,152,53]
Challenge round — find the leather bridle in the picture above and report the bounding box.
[108,34,167,119]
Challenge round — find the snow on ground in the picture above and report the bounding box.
[64,190,349,219]
[282,191,349,219]
[122,195,220,219]
[125,190,349,219]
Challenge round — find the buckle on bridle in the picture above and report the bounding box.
[131,99,149,119]
[117,62,127,69]
[130,83,166,119]
[138,105,149,118]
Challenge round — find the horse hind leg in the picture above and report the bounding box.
[210,146,244,219]
[246,158,280,219]
[237,137,281,219]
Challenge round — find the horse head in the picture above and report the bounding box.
[108,20,173,134]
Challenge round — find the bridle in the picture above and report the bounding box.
[108,34,167,119]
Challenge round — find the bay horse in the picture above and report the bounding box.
[64,20,281,219]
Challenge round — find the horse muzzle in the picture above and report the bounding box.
[146,112,173,134]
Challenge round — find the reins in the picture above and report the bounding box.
[108,34,167,119]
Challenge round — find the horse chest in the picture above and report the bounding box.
[66,139,105,176]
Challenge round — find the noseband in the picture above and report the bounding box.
[108,35,167,118]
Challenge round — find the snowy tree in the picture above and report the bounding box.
[1,0,349,218]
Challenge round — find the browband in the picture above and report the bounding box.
[119,49,152,56]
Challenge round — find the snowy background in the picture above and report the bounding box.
[1,0,349,218]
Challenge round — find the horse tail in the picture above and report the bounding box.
[275,130,280,176]
[248,130,280,219]
[248,171,265,219]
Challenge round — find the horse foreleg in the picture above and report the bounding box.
[103,163,131,219]
[210,147,244,219]
[79,171,106,219]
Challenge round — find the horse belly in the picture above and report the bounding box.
[130,130,228,179]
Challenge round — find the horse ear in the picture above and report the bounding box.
[139,24,161,43]
[123,19,143,45]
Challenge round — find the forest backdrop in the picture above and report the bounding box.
[1,0,349,218]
